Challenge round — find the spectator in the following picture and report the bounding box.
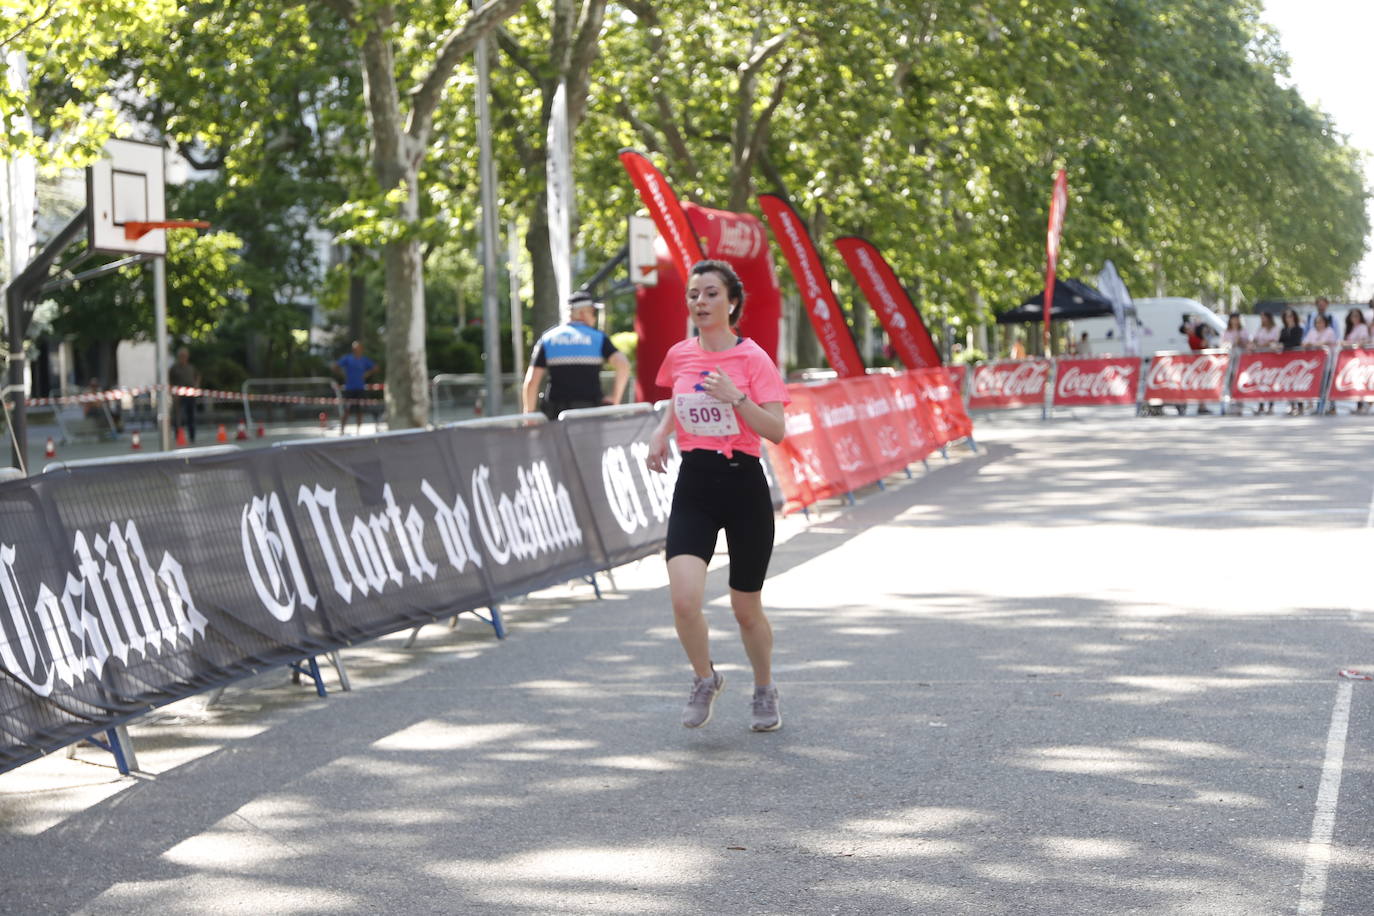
[1251,312,1281,415]
[1279,308,1305,415]
[1303,314,1339,415]
[1304,296,1336,337]
[1009,335,1027,360]
[1221,313,1249,352]
[1344,308,1369,348]
[1077,332,1091,357]
[168,348,201,444]
[521,291,630,420]
[333,340,378,434]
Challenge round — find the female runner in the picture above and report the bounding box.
[646,259,789,731]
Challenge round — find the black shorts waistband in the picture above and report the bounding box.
[680,449,761,471]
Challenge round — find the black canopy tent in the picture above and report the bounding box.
[995,277,1127,324]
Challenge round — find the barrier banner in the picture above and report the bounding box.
[806,381,879,492]
[560,410,678,569]
[1230,350,1327,402]
[1052,357,1140,406]
[844,376,912,480]
[913,367,973,445]
[888,372,942,463]
[969,359,1052,410]
[1326,349,1374,401]
[757,193,865,378]
[833,237,942,369]
[764,387,848,512]
[1144,351,1230,403]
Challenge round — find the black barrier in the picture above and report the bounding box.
[0,413,678,774]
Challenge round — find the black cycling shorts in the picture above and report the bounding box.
[665,449,775,592]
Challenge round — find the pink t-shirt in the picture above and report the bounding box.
[656,337,790,458]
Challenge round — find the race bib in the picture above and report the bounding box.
[674,392,740,437]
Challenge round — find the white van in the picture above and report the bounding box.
[1072,297,1227,356]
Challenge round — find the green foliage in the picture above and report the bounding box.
[611,330,638,364]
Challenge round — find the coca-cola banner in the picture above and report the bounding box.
[1144,351,1230,403]
[1052,357,1141,407]
[757,193,866,378]
[1326,349,1374,401]
[1230,350,1328,402]
[969,360,1052,410]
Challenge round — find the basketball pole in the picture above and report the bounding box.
[154,256,170,451]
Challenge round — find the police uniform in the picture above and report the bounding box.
[530,319,620,419]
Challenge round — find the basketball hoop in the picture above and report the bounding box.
[123,220,210,241]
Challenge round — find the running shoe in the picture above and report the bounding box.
[751,685,781,732]
[682,667,724,728]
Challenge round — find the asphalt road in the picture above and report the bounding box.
[2,409,1372,915]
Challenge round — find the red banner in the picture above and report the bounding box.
[833,237,942,369]
[889,372,942,462]
[1052,356,1140,406]
[757,193,865,378]
[1043,168,1068,353]
[1230,350,1327,401]
[1329,348,1374,401]
[969,360,1052,409]
[618,150,704,285]
[765,387,848,512]
[912,367,973,444]
[1144,351,1230,403]
[844,376,913,480]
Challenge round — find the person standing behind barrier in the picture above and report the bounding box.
[333,340,378,433]
[1303,314,1339,416]
[168,348,200,445]
[1251,312,1281,415]
[522,291,630,420]
[645,259,789,732]
[1279,308,1305,415]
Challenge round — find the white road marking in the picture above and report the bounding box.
[1296,680,1354,915]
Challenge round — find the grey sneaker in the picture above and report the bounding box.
[751,685,781,732]
[682,668,725,728]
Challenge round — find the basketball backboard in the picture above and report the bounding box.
[87,138,166,256]
[628,213,658,286]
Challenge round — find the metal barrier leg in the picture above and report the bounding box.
[288,656,328,698]
[204,686,226,707]
[82,727,135,775]
[967,436,979,454]
[922,459,930,470]
[327,651,352,692]
[469,605,506,639]
[603,567,619,592]
[584,573,603,599]
[904,466,913,479]
[876,479,886,491]
[403,625,423,648]
[845,492,856,506]
[940,446,949,460]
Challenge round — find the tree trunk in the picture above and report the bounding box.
[381,161,429,428]
[525,195,559,335]
[348,246,367,343]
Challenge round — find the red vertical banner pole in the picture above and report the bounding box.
[1043,168,1068,356]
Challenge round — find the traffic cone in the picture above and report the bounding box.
[216,423,228,443]
[255,422,265,438]
[44,436,55,459]
[235,419,248,440]
[130,430,141,450]
[176,426,187,447]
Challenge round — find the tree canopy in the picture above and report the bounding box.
[2,0,1367,388]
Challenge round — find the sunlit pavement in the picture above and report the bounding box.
[3,410,1373,914]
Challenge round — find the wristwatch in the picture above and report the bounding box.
[733,393,748,407]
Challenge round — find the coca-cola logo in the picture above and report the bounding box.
[973,362,1049,398]
[1235,358,1320,395]
[1056,363,1136,399]
[1333,353,1374,393]
[1146,355,1227,392]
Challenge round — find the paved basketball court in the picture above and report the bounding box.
[2,411,1371,914]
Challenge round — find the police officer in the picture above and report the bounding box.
[521,291,630,419]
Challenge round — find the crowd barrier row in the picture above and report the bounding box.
[0,370,971,775]
[959,348,1374,414]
